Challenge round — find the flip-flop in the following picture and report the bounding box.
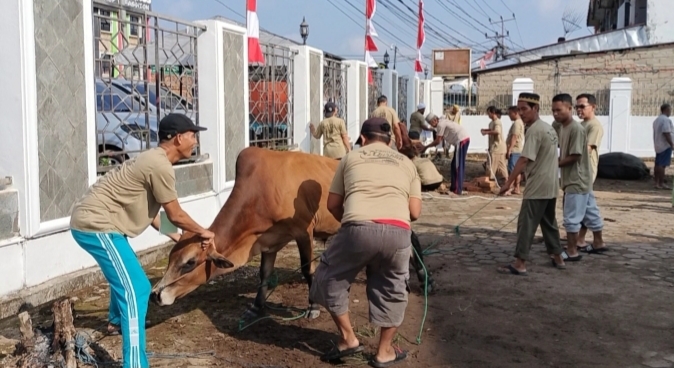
[369,347,408,368]
[581,244,609,254]
[550,259,567,269]
[497,264,527,276]
[320,343,365,362]
[560,251,582,262]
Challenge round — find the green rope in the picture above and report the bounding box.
[452,196,499,237]
[411,246,428,345]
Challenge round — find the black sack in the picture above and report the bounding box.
[597,152,650,180]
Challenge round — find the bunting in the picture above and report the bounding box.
[414,0,425,73]
[365,0,378,84]
[247,0,264,65]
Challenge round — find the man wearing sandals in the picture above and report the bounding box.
[554,93,607,262]
[652,103,674,190]
[497,93,565,275]
[310,117,422,367]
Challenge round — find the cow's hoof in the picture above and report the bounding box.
[305,306,321,320]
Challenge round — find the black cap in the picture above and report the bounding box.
[158,113,207,140]
[324,102,337,114]
[355,117,391,146]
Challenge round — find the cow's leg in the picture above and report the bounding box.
[244,251,278,319]
[296,233,321,320]
[410,231,436,294]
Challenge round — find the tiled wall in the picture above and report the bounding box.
[174,163,213,198]
[222,30,246,181]
[359,65,367,126]
[309,52,322,154]
[34,0,88,222]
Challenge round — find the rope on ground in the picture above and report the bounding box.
[411,246,428,345]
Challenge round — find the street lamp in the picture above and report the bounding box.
[383,51,390,69]
[424,65,429,79]
[300,17,309,45]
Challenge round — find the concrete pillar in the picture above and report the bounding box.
[406,75,419,129]
[381,69,399,113]
[195,19,247,193]
[345,60,366,144]
[512,78,534,105]
[608,77,632,154]
[429,77,444,117]
[291,46,324,154]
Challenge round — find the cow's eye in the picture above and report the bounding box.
[181,258,197,272]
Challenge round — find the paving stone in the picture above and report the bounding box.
[642,359,672,368]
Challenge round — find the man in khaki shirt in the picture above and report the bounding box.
[575,93,606,250]
[70,114,215,368]
[482,106,509,187]
[310,117,421,366]
[499,93,565,275]
[370,95,403,150]
[310,102,351,159]
[553,93,607,262]
[506,106,525,194]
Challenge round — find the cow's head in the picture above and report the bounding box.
[150,231,234,306]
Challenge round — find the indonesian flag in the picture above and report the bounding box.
[247,0,264,65]
[480,48,495,69]
[365,0,378,84]
[414,0,425,73]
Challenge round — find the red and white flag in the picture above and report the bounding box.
[414,0,425,74]
[365,0,378,84]
[247,0,264,65]
[480,48,495,69]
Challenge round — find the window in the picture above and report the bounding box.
[95,8,111,33]
[130,15,140,37]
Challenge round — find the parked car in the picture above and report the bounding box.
[95,79,158,168]
[110,79,195,119]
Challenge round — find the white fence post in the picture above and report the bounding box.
[291,46,312,153]
[345,60,364,144]
[381,69,395,106]
[407,76,419,128]
[608,77,632,154]
[512,78,534,105]
[429,77,444,117]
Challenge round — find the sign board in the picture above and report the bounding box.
[95,0,152,11]
[431,48,471,78]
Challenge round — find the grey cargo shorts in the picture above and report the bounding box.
[309,221,412,328]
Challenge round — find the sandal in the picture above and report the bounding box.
[550,259,567,269]
[369,347,408,368]
[560,251,582,262]
[497,264,527,276]
[320,343,364,362]
[581,244,609,254]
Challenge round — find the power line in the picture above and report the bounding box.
[479,0,501,16]
[382,0,462,48]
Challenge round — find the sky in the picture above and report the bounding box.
[151,0,592,76]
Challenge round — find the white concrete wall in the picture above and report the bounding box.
[646,0,674,43]
[345,60,366,144]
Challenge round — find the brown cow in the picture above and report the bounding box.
[150,147,434,320]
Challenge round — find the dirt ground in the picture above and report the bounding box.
[2,157,674,368]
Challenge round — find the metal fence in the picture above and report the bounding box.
[474,84,511,116]
[249,44,295,149]
[398,76,408,120]
[443,80,477,115]
[93,4,204,173]
[537,73,611,116]
[632,75,674,116]
[368,69,383,116]
[323,58,348,122]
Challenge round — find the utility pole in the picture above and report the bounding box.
[485,14,516,61]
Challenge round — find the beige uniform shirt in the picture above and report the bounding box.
[313,116,348,159]
[560,121,592,194]
[582,118,604,183]
[70,148,178,237]
[521,119,560,199]
[488,119,507,154]
[409,111,425,134]
[371,105,400,147]
[507,118,525,154]
[329,142,421,226]
[413,157,444,185]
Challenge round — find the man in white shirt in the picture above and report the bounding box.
[423,113,470,194]
[653,104,674,189]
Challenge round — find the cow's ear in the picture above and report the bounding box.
[207,249,234,269]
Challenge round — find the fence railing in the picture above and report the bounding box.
[398,76,408,121]
[474,85,511,116]
[632,77,674,116]
[368,69,383,116]
[249,43,296,149]
[323,58,348,122]
[93,5,204,173]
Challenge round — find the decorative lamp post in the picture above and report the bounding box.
[300,17,309,45]
[383,51,390,69]
[424,65,429,79]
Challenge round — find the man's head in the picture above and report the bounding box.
[158,114,207,162]
[417,102,426,114]
[486,106,501,120]
[517,92,541,125]
[425,113,440,128]
[377,95,388,106]
[451,105,460,114]
[575,93,597,121]
[357,117,391,146]
[552,93,574,124]
[324,102,337,117]
[661,103,672,117]
[507,106,519,121]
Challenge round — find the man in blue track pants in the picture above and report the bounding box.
[423,113,470,195]
[70,114,215,368]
